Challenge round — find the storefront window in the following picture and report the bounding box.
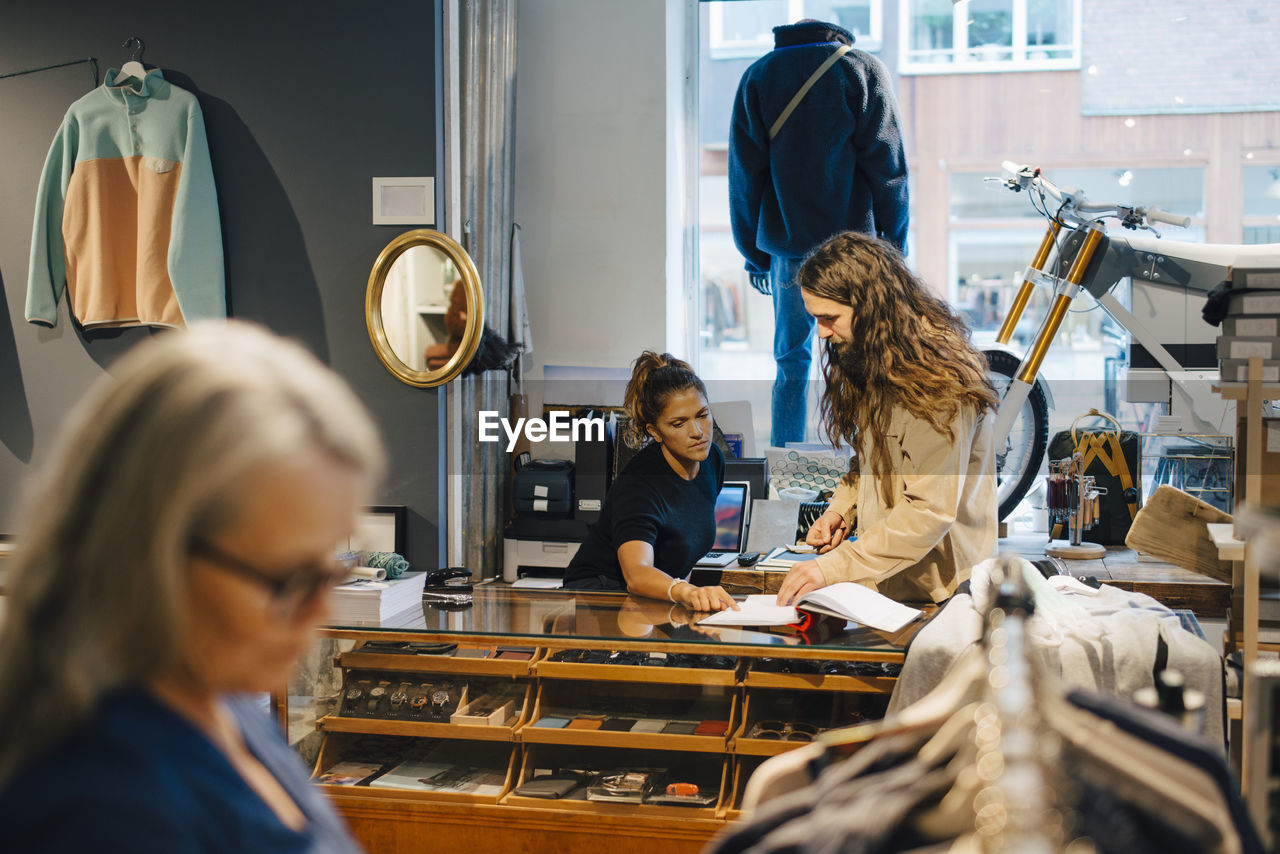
[1243,164,1280,245]
[709,0,883,60]
[902,0,1079,72]
[949,166,1205,222]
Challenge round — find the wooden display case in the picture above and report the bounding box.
[280,587,923,854]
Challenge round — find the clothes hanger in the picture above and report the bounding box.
[116,36,147,84]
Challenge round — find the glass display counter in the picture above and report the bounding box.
[281,587,927,854]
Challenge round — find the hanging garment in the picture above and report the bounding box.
[887,559,1226,742]
[27,67,225,329]
[708,561,1260,854]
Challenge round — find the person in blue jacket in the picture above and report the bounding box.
[0,321,384,853]
[729,19,909,447]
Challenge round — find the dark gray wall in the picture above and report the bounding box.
[0,3,445,567]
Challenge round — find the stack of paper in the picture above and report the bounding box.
[330,571,426,623]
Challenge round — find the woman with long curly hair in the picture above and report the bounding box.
[562,351,737,612]
[776,231,999,607]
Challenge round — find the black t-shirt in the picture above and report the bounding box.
[563,442,725,591]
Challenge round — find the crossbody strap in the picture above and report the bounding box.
[769,44,853,140]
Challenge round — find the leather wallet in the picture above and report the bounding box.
[533,716,570,728]
[495,649,533,661]
[693,720,729,737]
[600,718,637,732]
[631,718,667,733]
[567,718,604,730]
[661,721,698,735]
[514,775,582,799]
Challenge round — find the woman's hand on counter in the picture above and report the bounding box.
[672,581,738,612]
[806,509,847,554]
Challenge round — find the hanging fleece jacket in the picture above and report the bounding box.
[27,68,225,329]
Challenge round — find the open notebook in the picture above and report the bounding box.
[697,583,922,633]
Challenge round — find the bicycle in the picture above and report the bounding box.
[984,162,1280,520]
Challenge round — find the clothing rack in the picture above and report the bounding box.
[0,57,99,87]
[977,558,1060,854]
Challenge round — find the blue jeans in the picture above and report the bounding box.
[770,256,814,447]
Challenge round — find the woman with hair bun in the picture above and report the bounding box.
[562,352,737,612]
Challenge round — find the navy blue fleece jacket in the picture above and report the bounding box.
[729,21,909,275]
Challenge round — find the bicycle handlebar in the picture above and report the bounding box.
[1145,206,1192,228]
[998,162,1191,229]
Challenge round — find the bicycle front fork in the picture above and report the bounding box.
[992,223,1106,448]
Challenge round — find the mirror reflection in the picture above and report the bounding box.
[378,245,467,372]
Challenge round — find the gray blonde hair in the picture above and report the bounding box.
[0,321,385,784]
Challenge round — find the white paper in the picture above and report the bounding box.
[534,484,549,497]
[533,499,548,513]
[698,595,798,627]
[511,577,563,589]
[796,583,923,633]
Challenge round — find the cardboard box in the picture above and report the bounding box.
[1234,415,1280,508]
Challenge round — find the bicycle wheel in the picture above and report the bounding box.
[984,349,1050,521]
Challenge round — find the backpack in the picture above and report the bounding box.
[1048,409,1142,545]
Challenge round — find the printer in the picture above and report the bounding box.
[503,410,615,583]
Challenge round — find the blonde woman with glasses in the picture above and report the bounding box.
[0,321,384,853]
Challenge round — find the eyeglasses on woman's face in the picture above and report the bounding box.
[189,537,356,618]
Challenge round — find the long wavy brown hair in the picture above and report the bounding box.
[796,231,997,507]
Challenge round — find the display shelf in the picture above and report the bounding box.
[281,589,919,854]
[338,647,538,677]
[741,670,897,693]
[313,734,517,806]
[533,659,740,686]
[519,681,738,754]
[317,714,523,743]
[503,745,729,820]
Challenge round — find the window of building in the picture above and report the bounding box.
[1243,162,1280,245]
[947,166,1206,343]
[901,0,1079,73]
[709,0,882,60]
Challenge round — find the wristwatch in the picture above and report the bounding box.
[429,687,451,719]
[368,683,389,715]
[390,683,410,714]
[409,682,432,718]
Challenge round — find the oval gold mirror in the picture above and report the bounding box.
[366,229,484,387]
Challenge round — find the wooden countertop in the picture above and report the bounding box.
[692,536,1232,618]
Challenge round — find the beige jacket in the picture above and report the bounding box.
[813,405,996,603]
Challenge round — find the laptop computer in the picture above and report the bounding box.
[695,482,751,567]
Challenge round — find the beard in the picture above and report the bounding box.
[825,338,866,386]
